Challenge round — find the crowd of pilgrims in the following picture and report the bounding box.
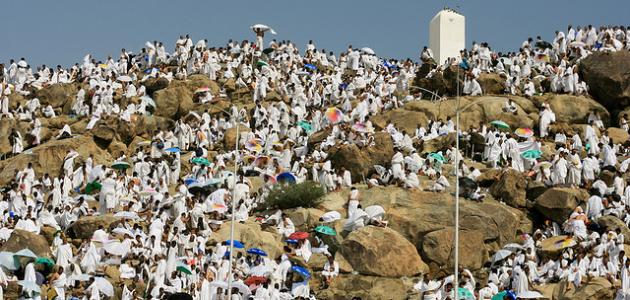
[0,24,628,299]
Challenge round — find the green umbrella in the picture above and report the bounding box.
[297,121,313,132]
[176,263,192,275]
[191,157,210,166]
[256,60,269,67]
[521,149,542,159]
[111,161,130,170]
[490,120,510,130]
[85,181,102,194]
[263,48,275,55]
[458,287,475,300]
[429,152,447,163]
[314,225,337,236]
[35,257,54,268]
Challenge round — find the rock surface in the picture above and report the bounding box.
[66,214,123,240]
[579,51,630,112]
[0,229,51,257]
[341,226,428,277]
[534,188,589,224]
[328,132,394,179]
[489,169,527,208]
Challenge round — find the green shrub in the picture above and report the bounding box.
[264,181,326,209]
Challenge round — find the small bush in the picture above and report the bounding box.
[265,181,326,209]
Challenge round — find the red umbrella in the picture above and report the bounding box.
[245,276,268,286]
[288,232,309,240]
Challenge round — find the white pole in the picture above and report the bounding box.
[226,118,240,299]
[454,66,460,300]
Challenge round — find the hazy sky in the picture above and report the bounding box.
[2,1,628,67]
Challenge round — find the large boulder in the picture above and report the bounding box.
[533,94,609,125]
[341,226,428,277]
[477,73,505,95]
[534,188,590,224]
[579,51,630,112]
[223,124,251,150]
[142,77,169,95]
[489,169,527,207]
[608,127,629,144]
[328,132,394,179]
[0,136,112,186]
[316,274,413,300]
[153,86,193,119]
[34,83,78,111]
[598,215,630,244]
[539,235,572,258]
[556,276,614,300]
[66,215,123,240]
[0,229,51,257]
[421,228,487,273]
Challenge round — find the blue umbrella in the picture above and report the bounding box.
[521,149,542,159]
[165,147,180,153]
[291,265,311,279]
[225,240,245,249]
[184,178,197,186]
[247,248,268,256]
[285,239,298,244]
[304,64,317,71]
[276,172,297,184]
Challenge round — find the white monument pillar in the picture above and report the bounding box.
[429,8,466,65]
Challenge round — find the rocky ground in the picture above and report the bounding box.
[0,51,629,299]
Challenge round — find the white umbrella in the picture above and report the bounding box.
[361,47,375,55]
[517,291,544,299]
[415,280,442,292]
[209,280,228,289]
[365,205,385,221]
[111,227,134,237]
[503,243,523,251]
[18,281,41,294]
[14,249,38,259]
[94,277,114,297]
[117,75,132,82]
[492,249,512,263]
[0,251,16,270]
[250,265,273,276]
[113,211,139,220]
[17,61,28,68]
[251,24,277,35]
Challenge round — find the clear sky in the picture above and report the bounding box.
[1,1,628,67]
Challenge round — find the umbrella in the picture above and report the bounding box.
[458,287,475,300]
[17,61,28,68]
[492,290,517,300]
[516,291,544,299]
[112,227,135,237]
[0,252,16,270]
[35,257,55,268]
[352,122,370,133]
[429,152,447,163]
[249,265,273,276]
[117,75,132,82]
[514,128,534,138]
[361,47,375,55]
[291,265,311,279]
[209,280,228,289]
[503,243,523,251]
[225,240,245,249]
[192,157,210,166]
[18,281,41,294]
[325,107,344,123]
[554,237,577,249]
[113,211,139,220]
[314,225,336,236]
[245,276,268,286]
[94,277,114,297]
[176,262,193,275]
[85,180,102,193]
[194,86,210,94]
[111,161,130,170]
[246,248,268,256]
[521,149,542,159]
[167,293,194,300]
[570,41,586,48]
[165,147,180,153]
[304,64,317,71]
[256,60,269,67]
[297,121,313,132]
[14,249,38,259]
[285,239,298,244]
[490,120,510,130]
[288,232,309,240]
[254,156,270,167]
[535,41,553,49]
[262,48,275,55]
[492,249,512,263]
[251,24,277,35]
[144,67,159,74]
[246,139,264,152]
[184,178,198,186]
[276,172,297,184]
[187,182,207,194]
